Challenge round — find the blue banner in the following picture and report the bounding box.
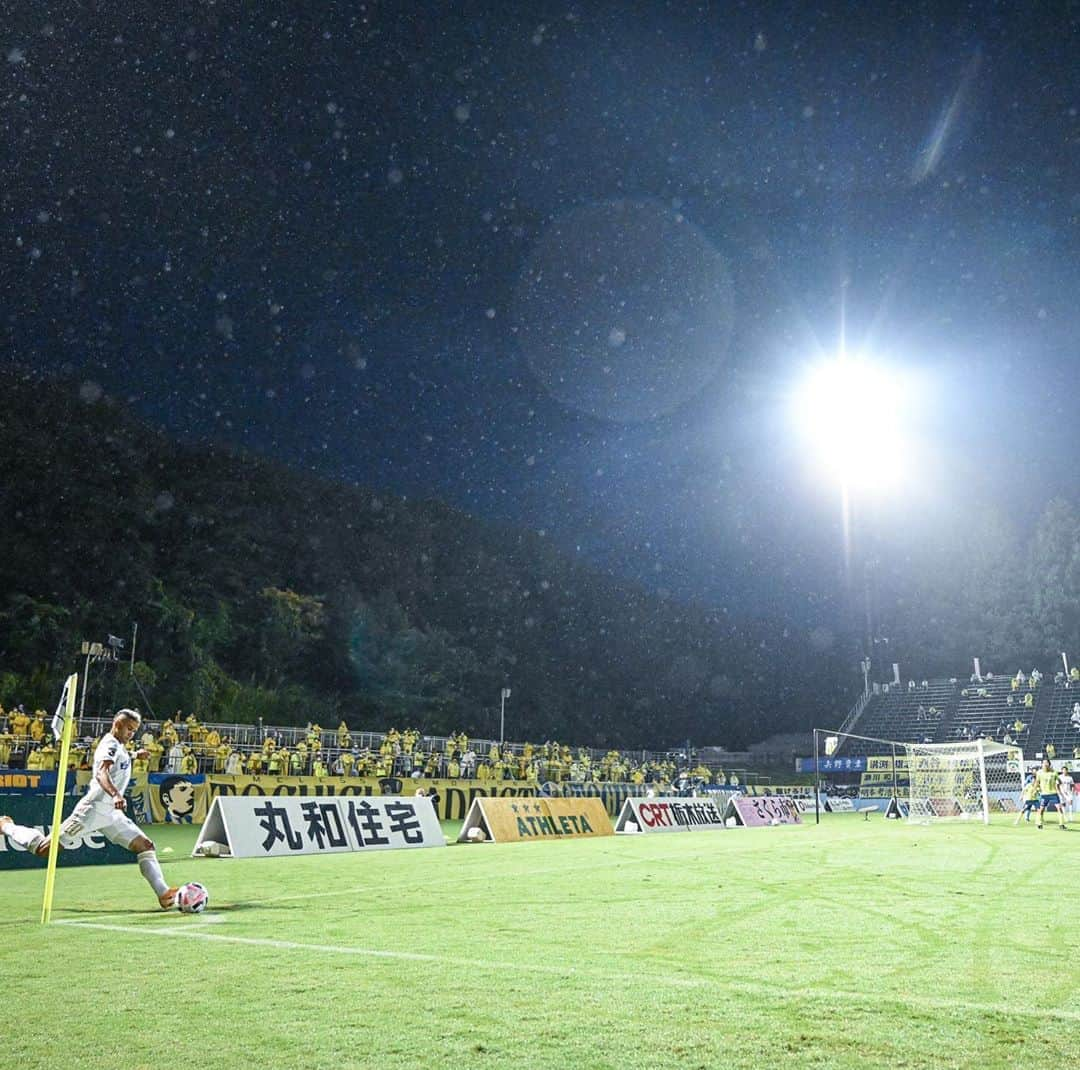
[795,756,867,774]
[0,769,78,794]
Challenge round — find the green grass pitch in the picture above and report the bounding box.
[1,814,1074,1070]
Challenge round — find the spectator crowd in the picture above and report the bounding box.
[0,705,741,788]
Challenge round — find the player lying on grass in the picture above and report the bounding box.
[0,708,179,908]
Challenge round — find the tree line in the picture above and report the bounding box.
[2,367,1078,747]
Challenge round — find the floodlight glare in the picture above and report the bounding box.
[792,357,908,490]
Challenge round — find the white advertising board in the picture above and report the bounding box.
[614,796,726,833]
[192,794,446,859]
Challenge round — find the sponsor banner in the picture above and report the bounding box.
[458,796,614,843]
[0,796,133,869]
[794,757,867,774]
[866,756,912,772]
[539,780,647,818]
[615,796,726,833]
[826,797,855,812]
[205,774,539,822]
[0,769,79,795]
[741,785,814,797]
[145,773,209,825]
[724,795,803,827]
[859,772,911,786]
[193,794,446,859]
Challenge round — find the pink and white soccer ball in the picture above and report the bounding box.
[177,881,210,914]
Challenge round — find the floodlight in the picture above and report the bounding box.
[791,356,909,491]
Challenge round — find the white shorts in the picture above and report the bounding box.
[60,799,143,849]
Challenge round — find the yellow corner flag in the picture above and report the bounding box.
[41,672,78,924]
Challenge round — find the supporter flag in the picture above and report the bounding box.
[50,677,72,741]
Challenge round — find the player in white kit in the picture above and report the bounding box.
[0,708,179,908]
[1058,765,1075,823]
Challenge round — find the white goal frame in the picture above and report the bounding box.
[903,739,1024,824]
[811,729,1025,825]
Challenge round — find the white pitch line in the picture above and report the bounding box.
[56,919,698,986]
[55,919,1080,1024]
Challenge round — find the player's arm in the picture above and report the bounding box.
[96,759,127,810]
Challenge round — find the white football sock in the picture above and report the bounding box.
[137,850,169,895]
[2,819,45,853]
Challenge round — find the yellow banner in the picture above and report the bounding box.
[866,755,912,772]
[145,775,210,825]
[469,796,614,843]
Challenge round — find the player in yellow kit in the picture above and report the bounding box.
[1034,758,1066,830]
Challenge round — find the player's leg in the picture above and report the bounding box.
[108,816,178,908]
[1037,800,1045,828]
[0,814,55,857]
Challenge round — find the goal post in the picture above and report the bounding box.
[904,739,1024,824]
[811,729,1025,824]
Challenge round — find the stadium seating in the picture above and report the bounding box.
[1038,683,1080,758]
[941,676,1031,747]
[839,680,955,755]
[838,673,1055,756]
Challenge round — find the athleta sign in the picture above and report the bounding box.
[192,794,446,859]
[614,796,726,833]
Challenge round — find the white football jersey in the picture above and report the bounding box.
[83,732,133,809]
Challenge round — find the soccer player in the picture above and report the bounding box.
[1034,757,1066,830]
[0,709,179,907]
[1057,765,1075,824]
[1015,771,1039,825]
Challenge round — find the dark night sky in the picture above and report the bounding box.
[2,2,1078,638]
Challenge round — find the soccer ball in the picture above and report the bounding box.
[466,826,487,842]
[177,881,210,914]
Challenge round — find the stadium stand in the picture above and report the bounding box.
[833,670,1076,758]
[1039,682,1080,758]
[943,675,1035,748]
[838,679,955,755]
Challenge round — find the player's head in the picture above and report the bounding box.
[1042,757,1052,769]
[113,708,141,741]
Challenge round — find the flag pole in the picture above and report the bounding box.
[41,673,78,924]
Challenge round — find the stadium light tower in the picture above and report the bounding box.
[791,351,910,664]
[499,686,511,746]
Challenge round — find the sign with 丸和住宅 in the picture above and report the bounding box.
[192,794,446,859]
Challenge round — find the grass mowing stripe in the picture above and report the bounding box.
[56,918,1080,1025]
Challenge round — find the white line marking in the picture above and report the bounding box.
[56,919,1080,1022]
[57,919,697,984]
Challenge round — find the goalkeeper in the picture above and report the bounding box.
[0,709,179,907]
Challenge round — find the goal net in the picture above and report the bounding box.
[904,740,1024,823]
[811,729,1025,824]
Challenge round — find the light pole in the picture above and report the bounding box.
[791,352,910,682]
[499,687,511,746]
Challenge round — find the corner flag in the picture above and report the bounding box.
[41,672,78,924]
[51,675,72,741]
